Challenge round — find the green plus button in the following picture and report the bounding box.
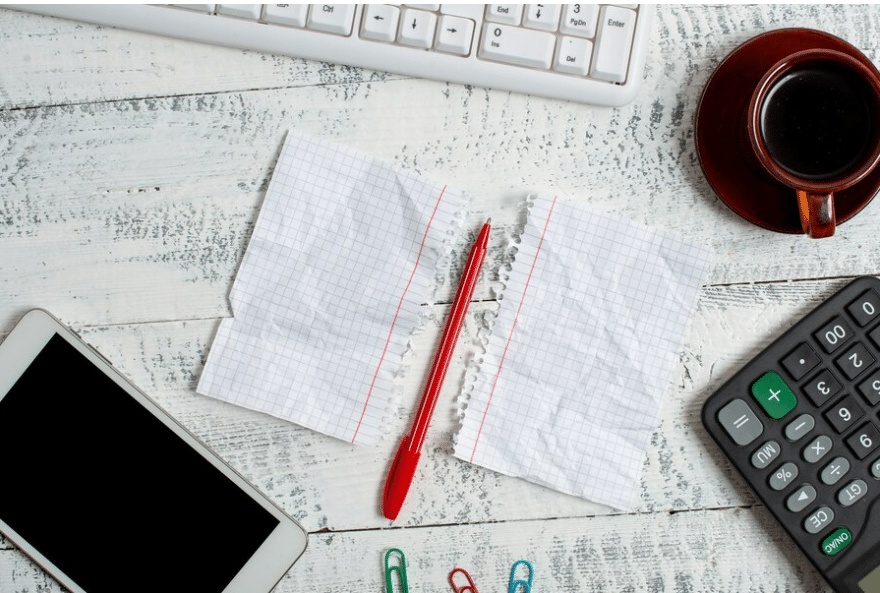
[751,372,798,419]
[822,527,853,556]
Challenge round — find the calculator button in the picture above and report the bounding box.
[802,369,842,407]
[718,399,763,446]
[784,414,815,442]
[820,456,850,485]
[847,289,880,327]
[824,395,864,433]
[786,484,817,512]
[751,440,781,469]
[871,325,880,350]
[769,462,799,491]
[838,479,868,507]
[781,343,821,380]
[846,423,880,459]
[835,342,876,380]
[872,458,880,479]
[751,372,798,420]
[821,527,854,556]
[858,369,880,406]
[804,506,834,534]
[815,317,853,353]
[803,435,833,463]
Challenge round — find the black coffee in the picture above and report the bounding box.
[760,62,876,180]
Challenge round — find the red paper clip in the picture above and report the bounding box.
[449,567,479,593]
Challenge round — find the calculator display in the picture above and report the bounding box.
[861,564,880,592]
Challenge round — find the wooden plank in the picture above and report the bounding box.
[3,82,880,330]
[0,506,833,592]
[0,280,844,535]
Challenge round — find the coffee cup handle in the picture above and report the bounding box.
[796,190,836,238]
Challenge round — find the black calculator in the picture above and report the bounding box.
[703,276,880,593]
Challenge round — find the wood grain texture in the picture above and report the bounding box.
[4,4,880,592]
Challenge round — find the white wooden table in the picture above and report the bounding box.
[2,5,879,592]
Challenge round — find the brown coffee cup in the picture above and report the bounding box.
[746,49,880,238]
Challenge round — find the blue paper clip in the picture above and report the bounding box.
[508,560,534,593]
[384,548,409,593]
[449,567,479,593]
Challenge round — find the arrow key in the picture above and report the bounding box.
[399,8,437,49]
[435,15,475,56]
[787,484,817,512]
[361,4,400,42]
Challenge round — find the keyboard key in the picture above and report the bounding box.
[560,4,600,38]
[591,5,636,83]
[804,506,834,534]
[769,462,798,491]
[825,395,864,433]
[858,369,880,405]
[815,316,853,353]
[787,484,817,512]
[263,3,308,27]
[836,342,876,380]
[523,4,562,31]
[751,371,798,420]
[821,456,850,485]
[751,440,781,469]
[173,4,216,13]
[485,4,523,26]
[554,36,593,75]
[847,289,880,326]
[781,342,820,380]
[479,23,555,69]
[399,8,437,48]
[803,435,833,463]
[216,4,261,19]
[838,479,868,507]
[785,414,815,441]
[308,4,356,35]
[718,399,763,446]
[802,369,842,407]
[360,4,399,42]
[846,423,880,459]
[821,527,853,556]
[435,15,475,55]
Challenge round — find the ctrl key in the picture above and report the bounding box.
[718,399,763,446]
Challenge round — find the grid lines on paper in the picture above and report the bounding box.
[197,133,463,446]
[455,194,711,509]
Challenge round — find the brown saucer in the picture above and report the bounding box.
[695,28,880,234]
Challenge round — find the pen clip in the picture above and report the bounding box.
[449,567,479,593]
[384,548,409,593]
[508,560,534,593]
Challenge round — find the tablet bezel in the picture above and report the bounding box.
[0,309,308,593]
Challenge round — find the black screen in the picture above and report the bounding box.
[0,334,279,592]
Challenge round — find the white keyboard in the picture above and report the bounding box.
[6,4,653,106]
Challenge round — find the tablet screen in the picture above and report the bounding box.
[0,334,280,593]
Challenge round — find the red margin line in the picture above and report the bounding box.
[351,185,447,444]
[470,196,557,462]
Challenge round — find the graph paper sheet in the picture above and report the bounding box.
[454,195,712,509]
[197,133,463,446]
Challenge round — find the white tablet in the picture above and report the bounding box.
[0,309,308,593]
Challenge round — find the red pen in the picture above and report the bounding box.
[382,220,491,520]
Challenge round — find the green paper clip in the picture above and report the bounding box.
[509,560,533,593]
[384,548,409,593]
